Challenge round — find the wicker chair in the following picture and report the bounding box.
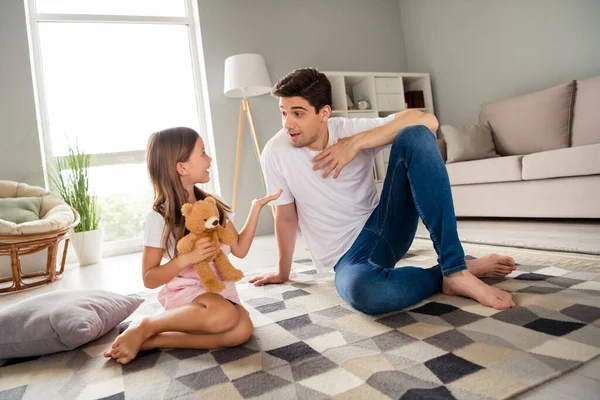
[0,181,79,293]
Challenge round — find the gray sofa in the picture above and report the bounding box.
[437,76,600,218]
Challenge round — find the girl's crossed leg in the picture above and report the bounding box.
[104,292,252,364]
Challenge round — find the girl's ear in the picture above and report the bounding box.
[176,161,187,176]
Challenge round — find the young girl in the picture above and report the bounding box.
[104,127,281,364]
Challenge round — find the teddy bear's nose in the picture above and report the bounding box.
[212,220,218,226]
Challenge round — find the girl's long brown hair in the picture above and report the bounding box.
[146,127,232,258]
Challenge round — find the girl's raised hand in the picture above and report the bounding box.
[252,189,283,209]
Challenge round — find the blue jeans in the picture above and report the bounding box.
[334,125,467,315]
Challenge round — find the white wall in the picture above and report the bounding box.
[0,0,406,236]
[399,0,600,126]
[198,0,407,234]
[0,0,45,186]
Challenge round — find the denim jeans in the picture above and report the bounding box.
[333,125,467,315]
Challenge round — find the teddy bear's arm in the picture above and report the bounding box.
[215,226,235,245]
[176,233,198,253]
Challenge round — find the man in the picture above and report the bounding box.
[249,68,516,314]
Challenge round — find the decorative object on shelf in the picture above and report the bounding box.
[357,99,371,110]
[405,90,425,108]
[52,144,102,266]
[346,94,355,110]
[223,53,273,220]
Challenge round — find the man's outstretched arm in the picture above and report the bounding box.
[248,202,298,286]
[313,110,439,178]
[351,109,438,153]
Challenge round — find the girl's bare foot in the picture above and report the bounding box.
[466,254,516,278]
[103,320,154,364]
[442,270,516,310]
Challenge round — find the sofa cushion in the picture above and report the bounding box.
[437,138,447,162]
[446,155,523,186]
[440,124,500,163]
[572,76,600,147]
[479,81,575,156]
[522,143,600,181]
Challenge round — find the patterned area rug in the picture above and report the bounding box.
[1,241,600,400]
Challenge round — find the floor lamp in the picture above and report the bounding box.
[224,53,273,220]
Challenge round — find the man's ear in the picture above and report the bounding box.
[176,162,187,176]
[181,203,193,216]
[319,105,331,121]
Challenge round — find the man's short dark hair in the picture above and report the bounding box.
[271,68,332,114]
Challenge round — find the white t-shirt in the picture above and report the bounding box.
[260,115,395,272]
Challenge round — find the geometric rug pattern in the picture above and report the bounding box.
[1,247,599,399]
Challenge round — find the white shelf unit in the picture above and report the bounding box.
[323,71,434,195]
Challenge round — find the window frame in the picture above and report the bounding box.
[25,0,220,256]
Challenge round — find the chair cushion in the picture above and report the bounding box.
[440,124,500,163]
[0,180,47,198]
[522,143,600,181]
[446,155,524,186]
[479,81,575,156]
[572,76,600,147]
[0,197,42,224]
[0,180,76,236]
[0,289,144,359]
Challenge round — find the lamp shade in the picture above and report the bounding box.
[224,53,272,98]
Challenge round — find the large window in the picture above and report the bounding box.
[26,0,217,255]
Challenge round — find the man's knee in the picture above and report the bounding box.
[336,274,381,315]
[390,125,437,159]
[394,125,435,146]
[336,268,419,315]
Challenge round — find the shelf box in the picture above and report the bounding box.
[375,77,402,94]
[377,94,404,111]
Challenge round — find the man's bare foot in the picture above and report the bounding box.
[466,254,516,278]
[443,270,516,310]
[103,320,154,364]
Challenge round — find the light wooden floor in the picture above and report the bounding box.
[1,229,599,399]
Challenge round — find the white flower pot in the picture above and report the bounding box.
[70,229,103,266]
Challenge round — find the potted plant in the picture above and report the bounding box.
[52,145,102,266]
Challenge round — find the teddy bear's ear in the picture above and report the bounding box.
[181,203,193,216]
[205,197,216,205]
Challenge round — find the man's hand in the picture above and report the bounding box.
[248,272,288,286]
[312,136,359,179]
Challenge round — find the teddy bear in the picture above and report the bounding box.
[176,196,244,293]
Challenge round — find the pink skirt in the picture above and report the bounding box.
[158,263,241,310]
